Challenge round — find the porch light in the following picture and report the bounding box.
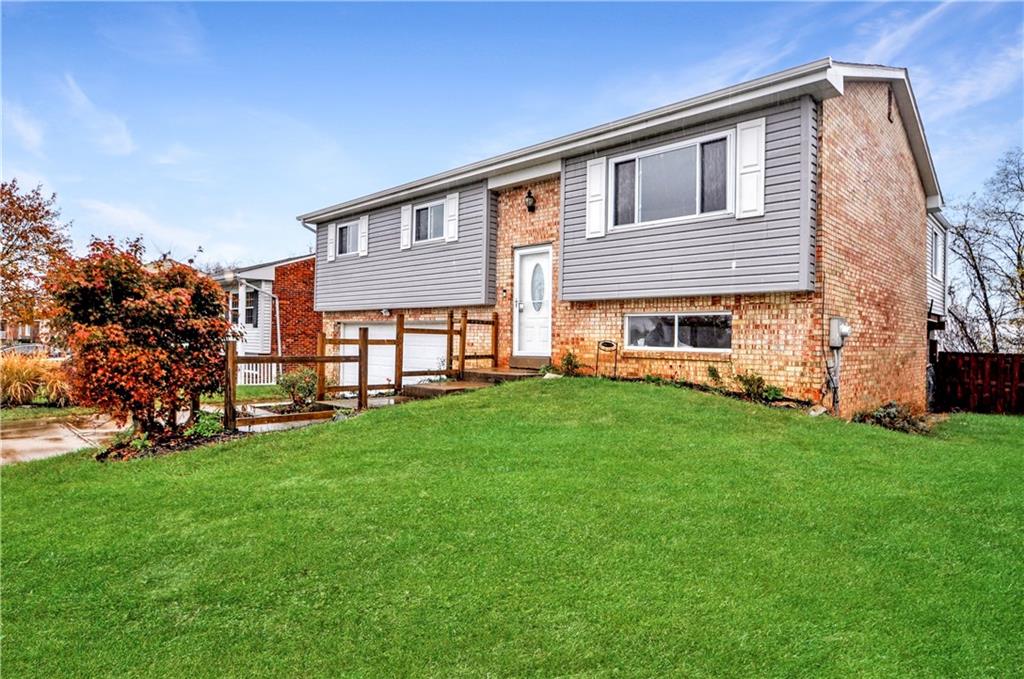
[524,190,536,212]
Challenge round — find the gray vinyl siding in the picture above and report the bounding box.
[485,189,498,305]
[314,182,488,311]
[560,97,818,301]
[926,216,947,316]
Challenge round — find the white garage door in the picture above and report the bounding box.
[340,322,447,390]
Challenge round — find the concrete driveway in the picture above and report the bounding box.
[1,415,124,465]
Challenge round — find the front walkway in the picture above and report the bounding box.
[0,415,124,464]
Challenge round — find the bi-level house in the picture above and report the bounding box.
[298,58,948,417]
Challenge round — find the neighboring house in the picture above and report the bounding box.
[297,58,949,416]
[212,254,320,384]
[1,318,49,345]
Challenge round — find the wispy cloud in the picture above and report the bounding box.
[94,4,204,63]
[3,166,51,192]
[595,4,822,113]
[857,2,954,64]
[78,199,201,254]
[3,101,45,155]
[914,37,1024,121]
[61,74,136,156]
[153,142,201,166]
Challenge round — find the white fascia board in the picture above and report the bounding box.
[487,159,562,190]
[298,58,839,224]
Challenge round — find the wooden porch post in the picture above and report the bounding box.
[224,340,237,431]
[394,313,405,393]
[446,310,454,376]
[458,310,468,379]
[315,331,326,401]
[357,327,369,411]
[491,311,499,368]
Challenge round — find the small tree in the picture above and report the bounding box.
[46,238,233,436]
[946,148,1024,352]
[0,179,72,324]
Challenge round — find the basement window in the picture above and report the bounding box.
[625,313,731,351]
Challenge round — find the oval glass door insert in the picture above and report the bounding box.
[531,263,544,311]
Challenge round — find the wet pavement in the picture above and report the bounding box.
[1,415,125,465]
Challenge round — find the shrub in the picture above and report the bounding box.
[277,367,318,406]
[734,372,784,403]
[706,365,724,389]
[559,350,582,376]
[853,401,930,434]
[0,353,46,406]
[39,362,73,406]
[184,411,223,438]
[45,238,233,436]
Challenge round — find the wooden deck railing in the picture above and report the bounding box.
[224,311,499,430]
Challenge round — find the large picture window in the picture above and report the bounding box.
[414,200,445,242]
[625,313,731,351]
[610,132,732,229]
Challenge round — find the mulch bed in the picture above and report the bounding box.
[261,402,336,415]
[95,431,250,462]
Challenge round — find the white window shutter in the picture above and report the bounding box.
[400,205,412,250]
[585,158,607,238]
[357,215,369,257]
[735,117,766,218]
[444,192,459,242]
[326,223,336,262]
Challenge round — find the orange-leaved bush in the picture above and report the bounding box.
[46,238,234,436]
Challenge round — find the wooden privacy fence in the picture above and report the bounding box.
[223,310,499,429]
[932,352,1023,414]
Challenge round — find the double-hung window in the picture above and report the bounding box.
[625,312,732,351]
[610,132,732,229]
[414,200,445,242]
[244,290,259,327]
[336,221,359,256]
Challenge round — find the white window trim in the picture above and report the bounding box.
[623,311,732,353]
[412,199,446,244]
[607,130,735,233]
[930,228,944,281]
[336,220,360,257]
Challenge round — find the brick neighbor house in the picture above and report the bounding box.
[211,254,321,384]
[296,58,949,417]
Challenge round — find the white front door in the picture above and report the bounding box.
[513,245,552,357]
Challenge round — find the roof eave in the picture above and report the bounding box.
[298,57,840,224]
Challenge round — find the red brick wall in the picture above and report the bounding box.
[272,257,322,357]
[818,81,928,415]
[323,82,929,416]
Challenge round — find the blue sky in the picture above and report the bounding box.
[3,2,1022,266]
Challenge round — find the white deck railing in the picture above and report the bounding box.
[236,362,278,386]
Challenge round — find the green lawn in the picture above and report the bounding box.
[200,383,285,404]
[0,386,279,424]
[3,379,1022,677]
[0,404,95,424]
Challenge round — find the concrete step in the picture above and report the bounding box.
[402,380,491,399]
[462,367,542,384]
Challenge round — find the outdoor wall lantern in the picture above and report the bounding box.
[524,190,536,213]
